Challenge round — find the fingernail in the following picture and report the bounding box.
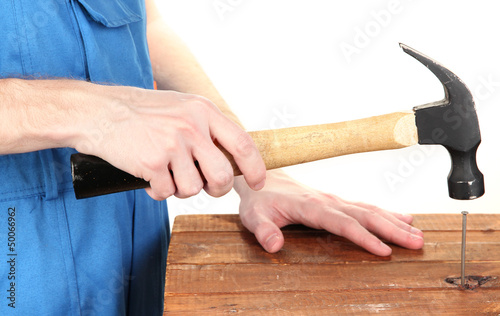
[265,234,279,252]
[402,214,413,221]
[410,233,423,241]
[410,227,423,236]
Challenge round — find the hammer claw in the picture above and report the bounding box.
[401,44,484,200]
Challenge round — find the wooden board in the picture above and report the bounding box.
[164,214,500,315]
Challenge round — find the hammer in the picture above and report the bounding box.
[71,44,484,200]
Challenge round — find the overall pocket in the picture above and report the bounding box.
[76,0,143,27]
[73,0,154,88]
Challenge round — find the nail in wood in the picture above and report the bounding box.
[461,211,468,287]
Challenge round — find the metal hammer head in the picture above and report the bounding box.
[400,44,484,200]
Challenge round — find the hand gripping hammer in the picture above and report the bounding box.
[71,44,484,200]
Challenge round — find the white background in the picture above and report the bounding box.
[156,0,500,226]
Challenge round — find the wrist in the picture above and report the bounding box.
[65,82,135,156]
[30,79,99,151]
[66,82,112,154]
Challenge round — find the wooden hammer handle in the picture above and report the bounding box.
[226,111,417,175]
[71,111,417,198]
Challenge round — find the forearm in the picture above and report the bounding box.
[0,78,87,154]
[0,78,137,157]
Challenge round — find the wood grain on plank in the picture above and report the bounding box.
[172,214,500,232]
[164,289,500,315]
[411,213,500,231]
[171,214,247,233]
[167,231,500,265]
[165,262,500,294]
[164,214,500,315]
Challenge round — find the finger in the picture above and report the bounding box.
[170,152,204,199]
[209,114,266,190]
[389,212,415,225]
[384,212,424,237]
[192,139,234,197]
[146,167,176,201]
[339,204,424,250]
[320,211,393,256]
[350,202,423,237]
[240,213,284,253]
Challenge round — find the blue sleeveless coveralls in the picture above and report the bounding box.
[0,1,170,315]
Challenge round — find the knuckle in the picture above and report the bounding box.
[361,203,384,214]
[149,177,175,200]
[158,188,175,199]
[342,204,372,225]
[342,204,358,213]
[150,188,174,200]
[141,156,168,173]
[176,183,202,199]
[211,170,233,189]
[322,192,342,204]
[205,175,233,198]
[188,96,216,112]
[171,117,199,138]
[352,204,378,218]
[356,208,377,226]
[147,191,163,201]
[205,187,228,198]
[337,217,358,237]
[303,193,323,205]
[234,132,257,157]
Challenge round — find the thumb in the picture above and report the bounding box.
[241,214,285,253]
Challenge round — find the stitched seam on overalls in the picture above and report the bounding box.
[0,181,74,203]
[56,196,82,315]
[67,0,88,79]
[70,0,92,80]
[14,0,34,75]
[10,0,27,75]
[39,151,56,200]
[0,181,71,195]
[0,193,43,203]
[0,185,44,195]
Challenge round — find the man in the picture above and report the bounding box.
[0,0,423,314]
